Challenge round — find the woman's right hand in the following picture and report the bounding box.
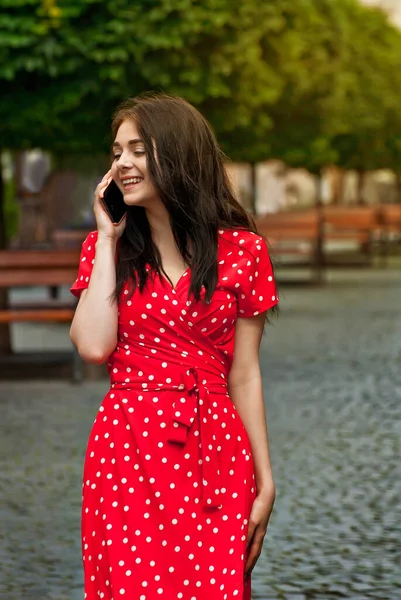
[93,170,126,240]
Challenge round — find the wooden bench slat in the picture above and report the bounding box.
[0,269,78,287]
[270,248,316,255]
[10,300,77,310]
[0,250,80,268]
[0,309,75,323]
[380,205,401,229]
[265,230,319,241]
[325,231,370,242]
[322,207,378,229]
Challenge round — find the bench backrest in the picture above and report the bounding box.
[322,206,378,230]
[0,249,80,287]
[255,210,320,241]
[379,204,401,228]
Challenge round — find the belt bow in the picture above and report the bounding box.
[167,368,224,509]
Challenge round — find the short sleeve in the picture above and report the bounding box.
[236,234,278,317]
[70,231,98,298]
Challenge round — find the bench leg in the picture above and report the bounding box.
[72,347,84,383]
[379,233,389,268]
[49,286,60,299]
[313,240,325,285]
[362,238,374,267]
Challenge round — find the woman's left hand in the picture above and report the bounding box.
[244,487,275,578]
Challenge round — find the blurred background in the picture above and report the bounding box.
[0,0,400,599]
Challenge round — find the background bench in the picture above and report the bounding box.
[0,249,82,381]
[255,210,324,283]
[254,204,401,281]
[321,206,379,266]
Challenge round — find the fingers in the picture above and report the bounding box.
[101,169,112,183]
[246,521,256,547]
[244,541,261,576]
[244,527,265,577]
[99,179,111,200]
[95,171,113,201]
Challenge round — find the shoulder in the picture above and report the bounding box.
[218,228,266,261]
[218,229,278,316]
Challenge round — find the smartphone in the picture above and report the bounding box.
[101,179,127,225]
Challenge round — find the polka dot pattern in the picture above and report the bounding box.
[70,229,277,599]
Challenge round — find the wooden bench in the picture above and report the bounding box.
[321,206,380,266]
[255,210,324,283]
[0,248,82,381]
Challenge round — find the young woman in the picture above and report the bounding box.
[70,93,278,600]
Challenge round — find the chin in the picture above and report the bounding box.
[122,192,145,207]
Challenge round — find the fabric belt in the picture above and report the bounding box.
[111,367,228,509]
[166,368,228,509]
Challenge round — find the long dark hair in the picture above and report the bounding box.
[112,92,256,303]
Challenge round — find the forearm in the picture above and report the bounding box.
[70,236,119,362]
[228,373,275,498]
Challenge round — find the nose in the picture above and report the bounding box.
[116,151,134,171]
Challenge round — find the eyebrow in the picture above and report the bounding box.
[112,138,144,149]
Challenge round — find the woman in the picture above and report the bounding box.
[70,93,278,600]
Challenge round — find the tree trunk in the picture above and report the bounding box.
[249,162,257,215]
[396,172,401,203]
[356,169,365,205]
[315,172,323,208]
[0,150,12,354]
[332,167,345,205]
[314,172,325,283]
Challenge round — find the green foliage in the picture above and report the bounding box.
[261,0,401,174]
[0,0,282,154]
[260,0,345,170]
[327,0,401,172]
[0,0,401,174]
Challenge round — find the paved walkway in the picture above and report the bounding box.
[1,266,400,599]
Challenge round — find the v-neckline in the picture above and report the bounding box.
[159,267,190,292]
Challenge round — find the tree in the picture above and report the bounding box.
[328,1,401,202]
[0,0,284,153]
[383,114,401,201]
[221,0,401,226]
[0,0,286,352]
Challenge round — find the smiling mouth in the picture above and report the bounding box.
[122,177,144,189]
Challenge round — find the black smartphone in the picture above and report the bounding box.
[101,179,127,225]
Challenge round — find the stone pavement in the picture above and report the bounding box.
[0,265,400,600]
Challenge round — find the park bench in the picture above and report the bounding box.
[255,209,324,283]
[256,205,385,281]
[0,248,82,381]
[321,206,380,266]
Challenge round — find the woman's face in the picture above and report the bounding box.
[111,119,160,208]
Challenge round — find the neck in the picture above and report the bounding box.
[145,199,174,247]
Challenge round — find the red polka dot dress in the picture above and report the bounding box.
[70,228,278,600]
